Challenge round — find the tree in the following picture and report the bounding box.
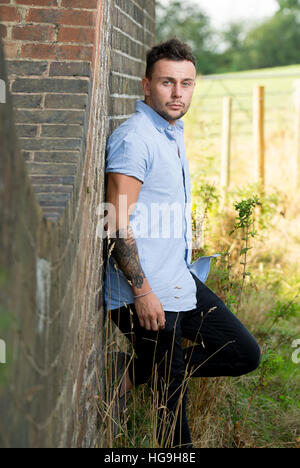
[218,21,250,72]
[218,5,300,71]
[155,0,300,74]
[155,0,218,74]
[243,12,300,69]
[276,0,300,11]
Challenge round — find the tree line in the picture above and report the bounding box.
[156,0,300,74]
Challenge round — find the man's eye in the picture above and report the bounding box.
[183,82,191,87]
[163,81,171,85]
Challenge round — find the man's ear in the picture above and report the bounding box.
[142,77,151,97]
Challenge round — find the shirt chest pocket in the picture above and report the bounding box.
[147,145,184,199]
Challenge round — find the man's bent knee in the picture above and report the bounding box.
[236,340,261,376]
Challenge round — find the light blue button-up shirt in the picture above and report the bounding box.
[104,100,220,312]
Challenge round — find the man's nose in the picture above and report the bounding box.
[171,84,182,98]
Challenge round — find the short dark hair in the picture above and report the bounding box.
[145,38,196,79]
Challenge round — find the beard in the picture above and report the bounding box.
[151,100,188,123]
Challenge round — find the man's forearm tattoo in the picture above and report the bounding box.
[109,225,145,289]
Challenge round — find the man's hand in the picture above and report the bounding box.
[134,292,166,332]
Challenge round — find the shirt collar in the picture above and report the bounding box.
[136,100,184,134]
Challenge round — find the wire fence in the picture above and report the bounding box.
[185,68,300,194]
[193,69,300,137]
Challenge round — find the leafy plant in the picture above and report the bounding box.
[229,195,262,316]
[266,297,300,332]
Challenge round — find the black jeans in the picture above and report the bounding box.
[110,272,261,448]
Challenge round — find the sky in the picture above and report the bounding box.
[197,0,278,28]
[160,0,279,28]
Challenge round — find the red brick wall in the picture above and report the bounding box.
[1,0,97,61]
[0,0,98,221]
[0,0,155,448]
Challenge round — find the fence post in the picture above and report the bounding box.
[0,339,6,364]
[294,80,300,189]
[253,85,265,200]
[220,97,232,208]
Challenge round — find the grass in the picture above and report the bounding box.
[99,64,300,448]
[0,268,13,388]
[182,185,300,448]
[182,64,300,448]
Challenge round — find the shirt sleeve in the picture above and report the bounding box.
[105,131,151,184]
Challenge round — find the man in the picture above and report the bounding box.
[103,38,261,448]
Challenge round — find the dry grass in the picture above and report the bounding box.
[97,68,300,447]
[183,112,300,447]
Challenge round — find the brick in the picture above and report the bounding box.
[36,193,71,205]
[41,206,65,213]
[0,24,7,39]
[34,151,80,163]
[56,45,93,61]
[61,0,98,8]
[12,78,89,94]
[31,184,73,193]
[109,73,143,96]
[20,43,94,61]
[25,8,96,27]
[6,60,48,76]
[115,8,144,43]
[144,15,155,33]
[11,94,43,109]
[115,0,144,25]
[49,62,91,77]
[0,6,22,22]
[111,29,145,60]
[111,50,145,77]
[133,0,144,7]
[26,162,77,175]
[15,124,38,138]
[41,124,83,138]
[44,94,87,110]
[57,26,95,44]
[12,24,57,42]
[30,175,76,185]
[15,110,85,124]
[3,42,19,58]
[19,138,82,151]
[143,1,155,17]
[15,0,58,5]
[109,97,138,116]
[144,29,155,46]
[19,43,57,60]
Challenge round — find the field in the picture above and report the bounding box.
[183,64,300,448]
[101,65,300,448]
[185,64,300,190]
